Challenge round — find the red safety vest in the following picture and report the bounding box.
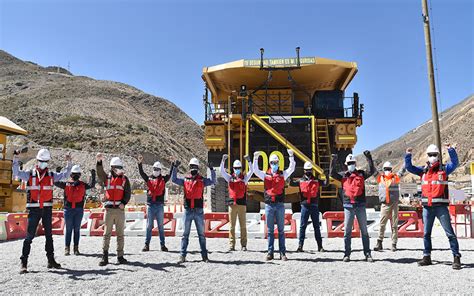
[342,172,365,204]
[299,178,320,204]
[65,182,86,209]
[27,169,54,208]
[184,175,204,209]
[147,177,166,202]
[105,174,126,206]
[421,163,449,206]
[264,169,285,203]
[228,173,247,205]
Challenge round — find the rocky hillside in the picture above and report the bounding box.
[0,50,207,185]
[357,95,473,188]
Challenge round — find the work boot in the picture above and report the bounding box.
[318,246,325,252]
[64,246,70,256]
[241,246,247,251]
[142,244,150,252]
[202,255,209,263]
[161,245,169,252]
[228,246,235,252]
[20,261,28,274]
[47,257,61,269]
[374,240,383,251]
[178,256,186,264]
[266,253,274,261]
[417,255,432,266]
[366,254,374,263]
[296,245,304,252]
[452,255,461,270]
[280,254,288,261]
[74,245,80,255]
[391,244,397,252]
[99,251,109,266]
[117,256,128,264]
[343,256,350,262]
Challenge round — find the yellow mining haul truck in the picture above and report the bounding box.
[202,49,363,213]
[0,117,28,212]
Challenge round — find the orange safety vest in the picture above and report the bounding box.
[147,177,166,202]
[264,169,285,203]
[376,173,400,204]
[184,175,204,209]
[342,172,365,204]
[421,163,449,206]
[26,169,54,208]
[228,173,247,205]
[65,182,86,209]
[105,174,126,206]
[299,178,320,204]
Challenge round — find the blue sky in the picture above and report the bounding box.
[1,0,473,154]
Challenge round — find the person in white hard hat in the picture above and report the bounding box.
[137,155,172,252]
[405,143,461,270]
[253,149,295,261]
[171,157,216,263]
[331,150,376,263]
[54,165,96,255]
[12,148,72,274]
[220,154,254,251]
[96,153,131,266]
[373,161,405,252]
[290,161,330,253]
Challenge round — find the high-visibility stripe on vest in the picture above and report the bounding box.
[65,182,86,209]
[26,169,54,209]
[105,174,126,206]
[228,173,247,205]
[184,175,204,209]
[264,169,285,203]
[377,174,400,204]
[421,164,449,206]
[147,177,166,202]
[299,177,320,204]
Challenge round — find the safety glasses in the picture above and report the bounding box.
[346,162,356,166]
[270,161,279,165]
[427,153,438,157]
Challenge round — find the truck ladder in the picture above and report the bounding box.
[315,119,338,198]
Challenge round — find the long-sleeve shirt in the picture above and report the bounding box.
[12,156,72,183]
[171,166,216,187]
[138,163,171,204]
[404,148,458,177]
[54,172,96,209]
[96,161,131,206]
[219,159,254,184]
[252,155,296,181]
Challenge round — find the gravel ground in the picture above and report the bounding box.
[0,235,473,295]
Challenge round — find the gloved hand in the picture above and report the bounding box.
[253,151,260,158]
[96,153,104,162]
[137,155,144,164]
[222,154,229,162]
[363,150,371,158]
[90,169,96,176]
[173,160,181,167]
[65,153,72,162]
[207,162,214,171]
[331,154,338,161]
[406,147,413,154]
[287,149,294,157]
[244,155,251,163]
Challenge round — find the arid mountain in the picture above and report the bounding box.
[0,50,207,185]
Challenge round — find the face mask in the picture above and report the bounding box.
[384,170,392,176]
[72,174,81,181]
[190,169,198,176]
[38,162,48,170]
[347,164,356,172]
[114,168,124,176]
[234,169,241,176]
[428,156,439,164]
[152,170,161,177]
[271,164,279,173]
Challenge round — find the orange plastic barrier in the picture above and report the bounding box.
[262,213,297,239]
[89,212,110,236]
[6,213,29,240]
[36,211,65,236]
[204,213,229,238]
[323,211,360,238]
[449,204,473,238]
[397,211,424,238]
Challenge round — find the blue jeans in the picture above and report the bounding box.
[422,205,460,257]
[180,208,207,257]
[299,203,322,248]
[265,203,286,255]
[21,207,54,262]
[145,203,165,246]
[344,205,370,257]
[64,207,84,247]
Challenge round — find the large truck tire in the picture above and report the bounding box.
[211,169,228,212]
[246,199,261,213]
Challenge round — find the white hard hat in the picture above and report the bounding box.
[36,149,51,161]
[153,161,162,169]
[426,144,440,154]
[71,165,82,174]
[303,161,313,170]
[110,157,124,167]
[383,161,392,169]
[189,158,200,166]
[269,154,279,163]
[233,160,242,168]
[345,154,356,165]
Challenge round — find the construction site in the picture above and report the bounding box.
[0,0,473,295]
